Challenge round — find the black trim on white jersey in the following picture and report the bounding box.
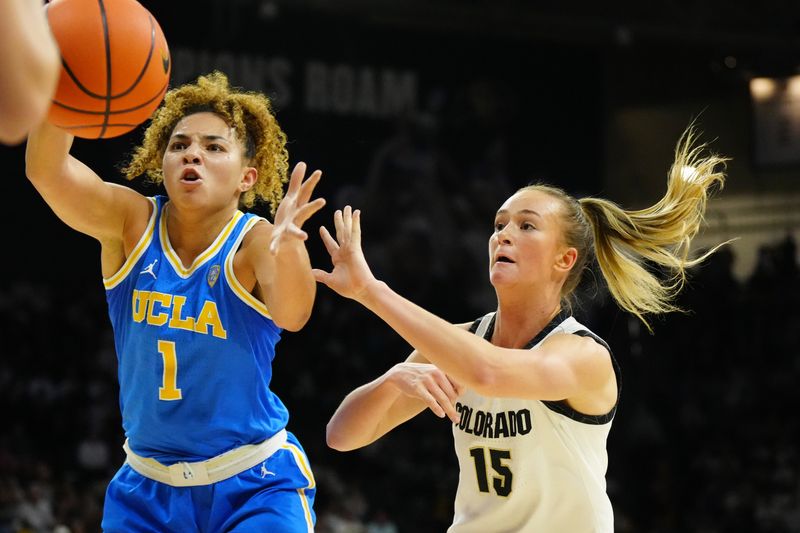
[468,311,621,425]
[522,309,573,348]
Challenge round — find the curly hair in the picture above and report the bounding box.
[123,71,288,213]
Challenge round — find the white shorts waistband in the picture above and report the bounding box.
[123,429,288,487]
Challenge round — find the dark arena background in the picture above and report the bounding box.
[1,1,799,531]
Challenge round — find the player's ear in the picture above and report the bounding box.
[240,167,257,192]
[555,247,578,272]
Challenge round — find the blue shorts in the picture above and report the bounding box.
[102,432,315,533]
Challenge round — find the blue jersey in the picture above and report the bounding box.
[104,196,289,464]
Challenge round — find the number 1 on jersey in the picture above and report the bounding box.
[469,446,513,497]
[157,340,182,400]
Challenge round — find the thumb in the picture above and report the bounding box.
[269,237,281,256]
[449,376,466,396]
[287,225,309,241]
[311,268,331,285]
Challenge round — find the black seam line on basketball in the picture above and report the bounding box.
[49,0,114,102]
[50,80,169,115]
[59,15,157,102]
[98,0,112,138]
[59,63,106,99]
[109,14,156,99]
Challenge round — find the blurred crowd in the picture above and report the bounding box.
[1,111,798,532]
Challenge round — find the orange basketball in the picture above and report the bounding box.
[45,0,171,139]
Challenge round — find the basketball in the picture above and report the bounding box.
[45,0,170,139]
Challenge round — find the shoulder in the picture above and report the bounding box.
[240,217,273,247]
[233,217,273,263]
[548,317,610,352]
[230,217,273,278]
[540,330,609,362]
[540,331,613,389]
[118,192,157,252]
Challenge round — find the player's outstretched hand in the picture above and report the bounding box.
[269,162,326,255]
[388,362,464,423]
[313,205,377,302]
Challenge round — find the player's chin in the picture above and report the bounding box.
[489,270,511,287]
[491,265,527,287]
[165,178,205,197]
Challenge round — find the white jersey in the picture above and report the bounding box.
[449,311,619,533]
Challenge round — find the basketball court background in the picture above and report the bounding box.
[0,2,797,531]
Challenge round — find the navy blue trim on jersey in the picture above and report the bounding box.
[521,309,572,349]
[468,309,570,347]
[541,330,620,425]
[468,315,493,335]
[468,310,620,425]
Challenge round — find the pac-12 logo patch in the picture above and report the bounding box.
[207,264,221,288]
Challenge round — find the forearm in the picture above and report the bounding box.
[25,121,135,241]
[358,281,493,389]
[0,0,60,144]
[268,242,316,331]
[326,370,409,451]
[25,121,74,183]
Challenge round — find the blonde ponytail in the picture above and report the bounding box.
[524,127,729,331]
[579,128,728,329]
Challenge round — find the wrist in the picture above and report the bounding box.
[383,364,406,393]
[355,278,385,306]
[272,239,309,262]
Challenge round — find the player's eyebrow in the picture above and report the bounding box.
[169,133,230,143]
[495,208,541,218]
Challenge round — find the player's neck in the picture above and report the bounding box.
[165,203,238,265]
[492,291,562,349]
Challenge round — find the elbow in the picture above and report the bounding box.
[272,309,311,332]
[468,361,502,397]
[325,421,358,452]
[269,282,315,332]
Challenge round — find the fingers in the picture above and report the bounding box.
[408,366,462,423]
[292,197,327,229]
[342,205,353,242]
[268,229,306,256]
[447,375,466,397]
[331,206,357,245]
[427,384,460,423]
[436,373,461,404]
[429,374,461,423]
[352,209,362,248]
[287,225,308,240]
[419,388,448,419]
[332,208,345,245]
[318,225,340,256]
[286,164,322,212]
[287,161,306,197]
[296,169,322,206]
[325,206,362,256]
